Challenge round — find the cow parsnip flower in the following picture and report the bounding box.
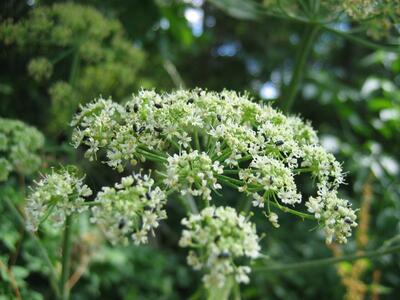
[306,187,357,244]
[26,168,92,231]
[90,173,167,245]
[239,156,301,206]
[72,89,357,245]
[0,118,44,181]
[179,206,260,289]
[164,151,223,202]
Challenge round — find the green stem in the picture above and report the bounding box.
[323,25,400,53]
[185,194,199,214]
[163,58,186,88]
[217,175,241,189]
[168,138,181,151]
[136,148,167,163]
[242,196,252,215]
[223,169,240,175]
[255,244,400,272]
[69,49,80,85]
[3,197,60,298]
[60,215,73,300]
[193,129,201,151]
[232,280,241,300]
[282,25,319,112]
[216,174,244,186]
[213,147,231,162]
[268,199,314,220]
[215,175,314,219]
[207,276,234,300]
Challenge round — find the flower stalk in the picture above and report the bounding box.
[60,215,73,300]
[3,196,60,298]
[255,244,400,273]
[282,25,319,112]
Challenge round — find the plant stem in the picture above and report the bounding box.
[69,49,80,85]
[3,197,60,297]
[268,199,314,220]
[194,129,201,151]
[323,25,400,53]
[0,258,22,300]
[207,276,234,300]
[215,174,244,187]
[163,58,186,88]
[255,244,400,272]
[282,25,319,112]
[60,215,73,300]
[136,148,167,163]
[215,175,314,220]
[185,194,199,214]
[223,169,240,175]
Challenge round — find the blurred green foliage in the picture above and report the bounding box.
[0,3,145,137]
[0,0,399,299]
[0,118,44,181]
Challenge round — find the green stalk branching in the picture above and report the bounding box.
[255,244,400,272]
[216,174,315,220]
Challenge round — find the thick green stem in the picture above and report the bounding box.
[255,244,400,272]
[223,169,240,175]
[207,276,234,300]
[60,215,73,300]
[282,25,319,112]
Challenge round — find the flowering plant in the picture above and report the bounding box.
[0,118,44,181]
[26,89,357,298]
[0,3,144,135]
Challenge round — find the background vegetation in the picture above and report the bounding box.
[0,0,399,299]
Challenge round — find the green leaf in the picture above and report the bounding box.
[10,265,29,280]
[368,98,393,111]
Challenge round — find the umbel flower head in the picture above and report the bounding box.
[0,118,44,181]
[179,206,260,289]
[0,3,144,134]
[90,173,167,245]
[26,167,92,231]
[71,89,357,245]
[164,151,223,202]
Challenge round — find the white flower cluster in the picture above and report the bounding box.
[179,206,260,289]
[306,188,357,244]
[0,118,44,181]
[71,99,126,167]
[239,156,301,206]
[302,145,345,190]
[164,151,223,201]
[26,168,92,231]
[90,173,167,245]
[71,89,356,244]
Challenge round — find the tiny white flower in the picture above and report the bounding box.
[268,212,280,228]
